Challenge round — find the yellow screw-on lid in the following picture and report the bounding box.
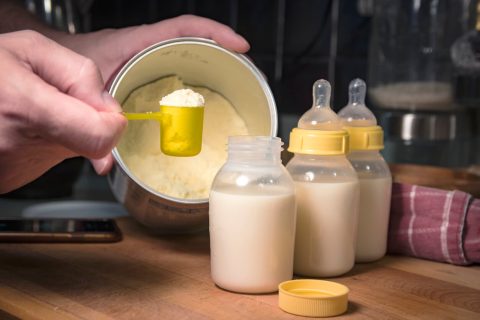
[278,279,349,317]
[345,125,384,151]
[288,128,349,155]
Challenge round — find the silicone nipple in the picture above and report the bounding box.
[338,78,377,127]
[298,79,342,130]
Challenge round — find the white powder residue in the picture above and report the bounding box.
[159,88,205,107]
[369,81,453,110]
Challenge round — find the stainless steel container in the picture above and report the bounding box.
[108,38,277,233]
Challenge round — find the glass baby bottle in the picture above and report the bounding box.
[287,79,359,277]
[338,78,392,262]
[209,136,296,293]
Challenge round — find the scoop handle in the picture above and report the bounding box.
[122,112,164,121]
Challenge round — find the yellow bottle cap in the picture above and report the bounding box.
[278,279,349,317]
[288,128,349,155]
[345,125,384,151]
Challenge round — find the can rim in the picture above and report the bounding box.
[108,37,277,204]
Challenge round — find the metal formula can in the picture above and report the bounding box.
[108,38,277,233]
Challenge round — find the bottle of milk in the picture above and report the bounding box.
[209,136,296,294]
[338,78,392,262]
[287,79,359,277]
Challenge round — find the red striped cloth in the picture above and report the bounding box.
[387,183,480,265]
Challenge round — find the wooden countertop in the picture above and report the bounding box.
[0,218,479,320]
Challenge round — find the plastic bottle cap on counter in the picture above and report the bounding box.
[278,279,349,317]
[345,126,384,151]
[288,128,349,155]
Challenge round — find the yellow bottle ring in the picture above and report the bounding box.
[288,128,349,155]
[344,125,384,151]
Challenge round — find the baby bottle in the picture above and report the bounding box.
[209,136,296,293]
[338,78,392,262]
[287,79,359,277]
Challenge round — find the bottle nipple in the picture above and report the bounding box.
[298,79,342,130]
[338,78,377,127]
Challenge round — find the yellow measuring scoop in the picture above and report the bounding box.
[123,105,204,157]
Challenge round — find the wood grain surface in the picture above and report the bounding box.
[0,218,479,320]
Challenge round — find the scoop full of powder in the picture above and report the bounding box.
[159,89,205,107]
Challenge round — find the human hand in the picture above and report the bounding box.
[0,30,127,193]
[57,14,250,84]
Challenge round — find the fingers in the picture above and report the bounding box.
[52,15,251,85]
[12,31,121,112]
[30,82,127,159]
[6,31,128,159]
[0,30,124,193]
[90,155,114,175]
[149,15,250,53]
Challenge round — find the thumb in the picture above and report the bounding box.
[31,84,126,159]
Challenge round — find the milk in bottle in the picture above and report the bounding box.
[338,78,392,262]
[209,136,296,293]
[287,80,359,277]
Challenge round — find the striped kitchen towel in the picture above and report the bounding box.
[387,183,480,265]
